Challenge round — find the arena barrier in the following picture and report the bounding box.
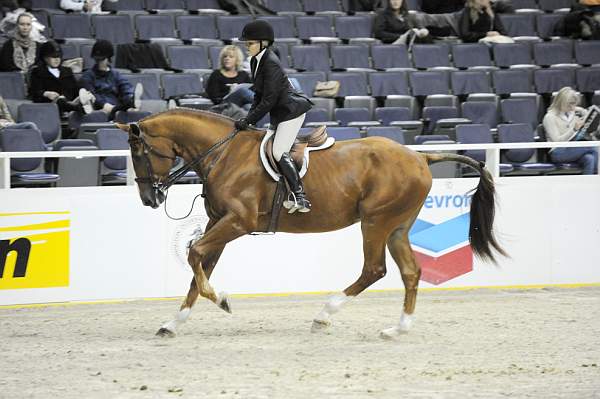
[1,142,599,305]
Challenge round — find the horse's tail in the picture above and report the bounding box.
[423,152,507,264]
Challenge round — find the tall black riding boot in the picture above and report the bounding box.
[277,152,311,213]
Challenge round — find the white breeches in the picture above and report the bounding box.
[272,113,306,162]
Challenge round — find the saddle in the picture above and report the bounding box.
[260,125,335,181]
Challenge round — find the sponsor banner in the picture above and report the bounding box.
[0,212,70,290]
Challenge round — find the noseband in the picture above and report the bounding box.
[128,122,239,199]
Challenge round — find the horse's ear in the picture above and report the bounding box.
[129,123,141,137]
[114,122,130,133]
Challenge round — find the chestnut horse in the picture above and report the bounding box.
[115,109,505,339]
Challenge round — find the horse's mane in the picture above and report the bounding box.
[139,108,235,127]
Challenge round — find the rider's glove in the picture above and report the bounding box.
[234,118,249,131]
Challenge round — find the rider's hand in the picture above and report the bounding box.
[234,118,249,131]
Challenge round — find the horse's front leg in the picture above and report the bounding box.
[156,246,224,337]
[157,214,248,337]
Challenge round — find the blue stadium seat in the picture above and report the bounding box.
[497,123,558,174]
[30,0,60,8]
[263,0,304,14]
[511,0,539,9]
[369,71,410,97]
[114,110,152,124]
[412,44,452,70]
[0,72,26,99]
[327,71,369,97]
[327,127,361,140]
[0,128,60,186]
[498,14,538,37]
[167,45,211,71]
[537,0,573,12]
[461,101,500,128]
[176,15,219,42]
[50,14,92,41]
[534,68,576,95]
[291,45,330,71]
[366,126,405,144]
[451,70,493,96]
[576,67,600,94]
[17,103,61,144]
[455,124,513,174]
[335,15,373,40]
[533,40,577,67]
[257,15,296,39]
[371,44,412,70]
[135,14,177,41]
[303,0,343,13]
[422,106,459,134]
[161,73,204,99]
[575,41,600,66]
[375,107,411,126]
[536,13,564,39]
[492,43,535,68]
[287,71,327,96]
[331,45,372,70]
[145,0,185,9]
[500,98,539,128]
[451,44,494,70]
[102,0,144,11]
[492,69,534,95]
[295,16,337,41]
[92,15,136,45]
[303,108,331,126]
[96,128,129,185]
[216,15,253,40]
[409,71,451,96]
[335,107,371,126]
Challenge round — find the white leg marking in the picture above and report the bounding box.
[162,307,191,333]
[380,312,414,339]
[313,293,350,328]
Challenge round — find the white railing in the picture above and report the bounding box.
[1,141,599,189]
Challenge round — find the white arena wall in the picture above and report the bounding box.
[1,173,599,306]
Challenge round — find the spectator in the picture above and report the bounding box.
[29,40,95,115]
[0,12,42,72]
[562,0,600,39]
[347,0,383,14]
[0,94,42,132]
[79,39,142,120]
[374,0,431,45]
[59,0,117,13]
[458,0,510,43]
[205,45,253,109]
[543,87,599,175]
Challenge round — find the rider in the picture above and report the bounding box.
[234,20,313,214]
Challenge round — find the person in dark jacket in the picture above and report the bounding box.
[79,39,142,120]
[0,12,39,72]
[234,20,313,214]
[373,0,431,44]
[29,40,93,115]
[458,0,508,43]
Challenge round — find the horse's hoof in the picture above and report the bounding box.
[379,326,408,340]
[156,327,176,338]
[217,293,232,314]
[311,319,331,333]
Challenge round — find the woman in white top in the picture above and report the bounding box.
[542,87,598,175]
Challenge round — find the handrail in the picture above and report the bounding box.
[1,141,599,189]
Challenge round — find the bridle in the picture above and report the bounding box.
[127,122,240,205]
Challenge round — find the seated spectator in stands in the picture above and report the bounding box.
[543,87,599,175]
[80,39,142,120]
[347,0,383,14]
[205,45,253,109]
[458,0,511,43]
[0,12,42,72]
[562,0,600,39]
[374,0,432,45]
[29,40,94,115]
[0,94,41,132]
[59,0,116,13]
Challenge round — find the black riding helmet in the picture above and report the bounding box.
[240,20,274,44]
[91,39,114,59]
[39,40,62,59]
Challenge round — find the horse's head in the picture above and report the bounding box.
[115,122,178,209]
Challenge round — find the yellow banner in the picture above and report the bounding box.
[0,212,70,290]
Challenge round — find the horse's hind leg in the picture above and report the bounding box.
[380,225,421,339]
[312,217,388,331]
[157,247,224,337]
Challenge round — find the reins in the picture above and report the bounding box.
[129,122,240,220]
